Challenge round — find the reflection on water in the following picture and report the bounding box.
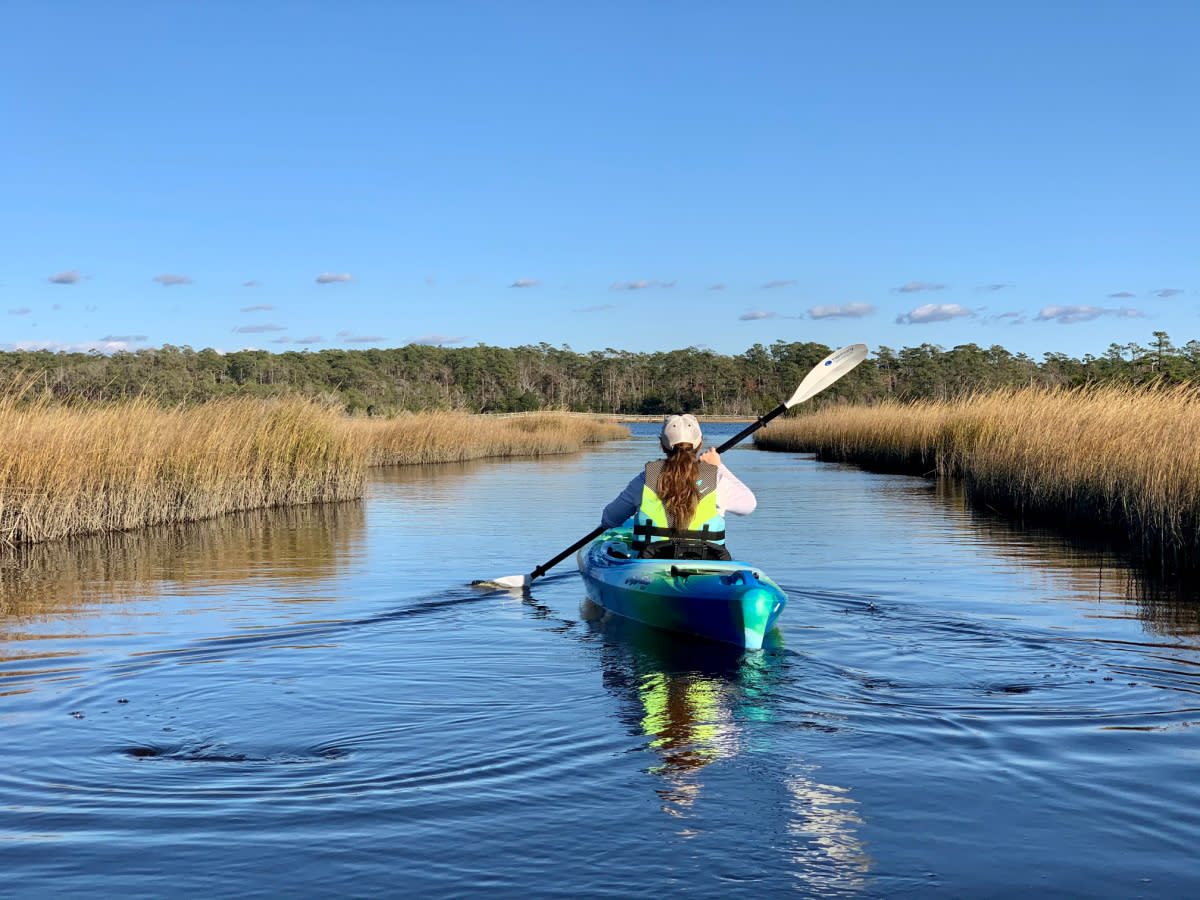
[929,477,1200,638]
[582,600,871,890]
[0,501,364,623]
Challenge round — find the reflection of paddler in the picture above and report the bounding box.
[635,670,740,813]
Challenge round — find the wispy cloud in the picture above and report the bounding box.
[316,272,354,284]
[896,303,974,324]
[978,283,1011,292]
[233,323,287,333]
[345,334,385,344]
[0,339,141,353]
[895,281,947,293]
[808,302,876,319]
[510,278,542,288]
[1035,304,1145,324]
[739,310,776,321]
[240,304,276,312]
[985,311,1027,325]
[48,269,80,285]
[292,335,323,345]
[1107,291,1136,299]
[9,307,31,315]
[243,280,261,287]
[100,333,149,342]
[408,334,463,346]
[1153,288,1184,298]
[761,280,797,290]
[154,273,193,287]
[610,279,676,291]
[708,283,726,291]
[577,304,615,313]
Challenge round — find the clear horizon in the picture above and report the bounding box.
[3,2,1195,362]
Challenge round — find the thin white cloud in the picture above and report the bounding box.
[808,302,876,319]
[978,283,1011,292]
[293,335,323,345]
[85,305,99,312]
[408,334,464,345]
[610,279,676,291]
[761,280,797,289]
[708,283,726,291]
[510,278,542,288]
[739,310,776,321]
[345,334,385,344]
[896,303,975,324]
[1034,305,1145,324]
[9,307,31,315]
[154,273,193,287]
[240,304,276,312]
[577,304,615,313]
[895,281,946,293]
[1107,291,1136,299]
[243,280,261,287]
[0,339,143,353]
[1153,288,1183,298]
[100,333,149,342]
[48,269,81,285]
[233,323,287,333]
[316,272,354,284]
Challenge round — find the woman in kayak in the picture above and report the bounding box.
[601,414,756,561]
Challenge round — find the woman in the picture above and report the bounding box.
[601,414,756,560]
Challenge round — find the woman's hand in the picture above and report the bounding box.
[699,447,720,466]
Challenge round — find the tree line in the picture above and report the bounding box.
[3,332,1196,415]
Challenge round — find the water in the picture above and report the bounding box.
[3,423,1199,898]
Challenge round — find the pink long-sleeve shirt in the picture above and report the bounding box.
[600,462,757,529]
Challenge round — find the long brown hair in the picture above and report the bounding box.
[657,442,700,527]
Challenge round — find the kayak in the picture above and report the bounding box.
[576,527,787,650]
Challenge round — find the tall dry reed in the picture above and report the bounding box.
[755,385,1200,570]
[1,400,627,547]
[352,412,629,466]
[0,396,366,546]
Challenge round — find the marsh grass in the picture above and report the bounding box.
[0,395,366,546]
[0,397,627,547]
[755,385,1200,571]
[353,411,629,466]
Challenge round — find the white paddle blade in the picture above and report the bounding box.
[785,343,868,408]
[471,574,531,590]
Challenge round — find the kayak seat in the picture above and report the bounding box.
[605,544,631,560]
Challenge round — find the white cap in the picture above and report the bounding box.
[660,414,703,452]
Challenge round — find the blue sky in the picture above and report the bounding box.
[2,1,1196,360]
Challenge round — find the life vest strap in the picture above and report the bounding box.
[630,522,726,551]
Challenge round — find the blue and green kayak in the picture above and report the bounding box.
[576,528,787,650]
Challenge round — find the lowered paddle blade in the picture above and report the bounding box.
[471,574,531,590]
[785,343,868,408]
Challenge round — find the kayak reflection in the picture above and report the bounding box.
[582,599,873,887]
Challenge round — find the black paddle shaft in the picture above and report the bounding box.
[524,404,786,582]
[713,402,787,454]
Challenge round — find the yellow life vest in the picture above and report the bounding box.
[631,460,725,555]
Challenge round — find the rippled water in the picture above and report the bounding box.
[3,424,1199,898]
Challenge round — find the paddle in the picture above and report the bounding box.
[473,342,868,589]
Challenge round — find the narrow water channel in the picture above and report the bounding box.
[2,424,1198,898]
